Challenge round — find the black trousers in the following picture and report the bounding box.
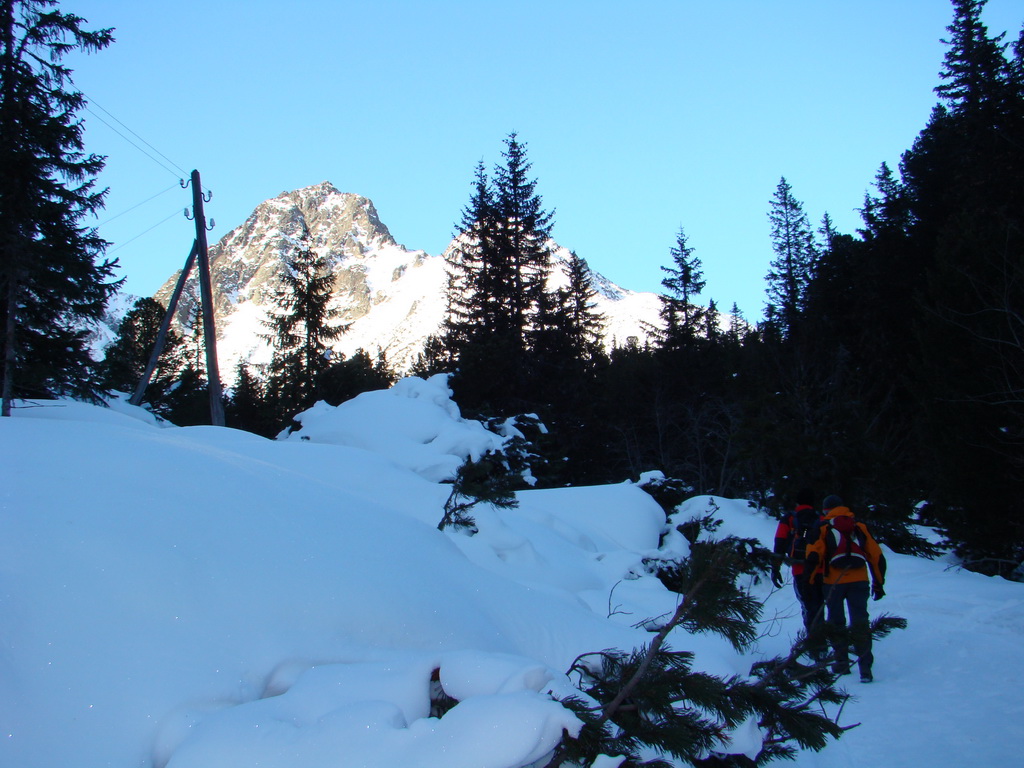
[823,580,873,673]
[794,574,824,632]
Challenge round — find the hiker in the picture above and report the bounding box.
[771,489,824,640]
[803,494,887,683]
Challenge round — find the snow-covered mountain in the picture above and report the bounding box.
[152,182,662,377]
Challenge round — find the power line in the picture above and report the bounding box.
[95,183,179,226]
[83,94,189,179]
[106,208,182,255]
[84,104,182,180]
[78,92,215,211]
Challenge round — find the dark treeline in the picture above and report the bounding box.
[411,0,1024,572]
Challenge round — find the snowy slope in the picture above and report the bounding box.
[1,381,1021,768]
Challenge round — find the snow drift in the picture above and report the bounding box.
[0,375,1021,768]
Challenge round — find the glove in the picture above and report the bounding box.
[872,582,885,601]
[771,567,784,589]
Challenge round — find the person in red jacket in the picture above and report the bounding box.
[803,494,887,683]
[772,489,825,644]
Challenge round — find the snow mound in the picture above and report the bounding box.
[280,374,506,481]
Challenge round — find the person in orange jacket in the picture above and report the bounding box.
[802,494,887,683]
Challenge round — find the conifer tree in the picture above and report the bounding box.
[936,0,1013,118]
[562,251,605,362]
[859,163,913,242]
[445,134,555,415]
[317,348,396,407]
[160,298,211,426]
[703,298,719,341]
[99,297,181,406]
[0,0,118,414]
[179,297,206,377]
[817,212,838,252]
[409,334,451,378]
[262,243,345,423]
[727,302,747,345]
[530,252,605,374]
[771,0,1024,562]
[1013,24,1024,92]
[493,133,553,348]
[442,161,500,355]
[765,178,817,336]
[657,227,705,350]
[437,450,519,532]
[225,362,273,436]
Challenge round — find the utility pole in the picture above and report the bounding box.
[130,170,224,426]
[188,170,225,426]
[129,241,196,408]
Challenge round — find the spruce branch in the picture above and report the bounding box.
[545,548,732,768]
[437,451,519,531]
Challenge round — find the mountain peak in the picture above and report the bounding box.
[152,185,661,377]
[257,182,396,251]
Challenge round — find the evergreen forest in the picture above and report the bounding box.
[418,0,1024,574]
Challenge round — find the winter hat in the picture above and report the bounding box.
[822,494,844,510]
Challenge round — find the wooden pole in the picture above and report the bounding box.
[189,169,225,426]
[129,241,198,407]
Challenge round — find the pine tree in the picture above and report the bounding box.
[225,362,273,436]
[262,243,345,423]
[0,0,118,414]
[658,227,706,350]
[160,297,211,426]
[442,161,500,354]
[727,302,747,345]
[445,134,555,415]
[441,158,520,410]
[703,298,719,341]
[437,450,519,532]
[179,297,206,377]
[817,212,838,253]
[859,163,913,243]
[936,0,1013,119]
[530,253,604,375]
[317,348,396,407]
[516,253,608,486]
[99,296,181,406]
[409,334,451,378]
[1013,24,1024,94]
[765,178,817,336]
[562,251,605,361]
[493,132,553,351]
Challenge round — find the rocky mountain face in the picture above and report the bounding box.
[153,182,661,379]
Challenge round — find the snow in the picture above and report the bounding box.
[1,375,1022,768]
[280,375,507,482]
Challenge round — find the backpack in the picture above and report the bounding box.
[788,507,821,563]
[825,514,868,572]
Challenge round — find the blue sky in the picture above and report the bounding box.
[69,0,1022,319]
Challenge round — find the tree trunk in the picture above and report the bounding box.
[2,274,18,416]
